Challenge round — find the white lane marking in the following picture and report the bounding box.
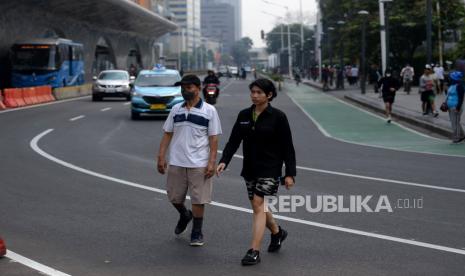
[286,88,465,158]
[0,96,91,115]
[123,102,131,106]
[221,79,235,92]
[5,250,71,276]
[30,129,465,256]
[218,151,465,193]
[101,107,112,112]
[69,115,85,122]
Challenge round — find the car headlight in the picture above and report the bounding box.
[47,76,56,81]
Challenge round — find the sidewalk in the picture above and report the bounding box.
[302,78,465,138]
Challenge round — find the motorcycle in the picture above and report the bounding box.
[203,83,219,105]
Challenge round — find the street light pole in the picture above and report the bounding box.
[262,11,285,73]
[378,0,392,74]
[287,22,292,76]
[426,0,433,64]
[328,27,335,66]
[358,10,369,94]
[337,20,345,90]
[299,0,304,71]
[262,0,292,77]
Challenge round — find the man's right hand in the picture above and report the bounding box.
[157,157,167,174]
[216,163,226,176]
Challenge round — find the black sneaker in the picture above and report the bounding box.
[268,226,288,252]
[174,210,192,235]
[433,112,439,118]
[241,249,260,265]
[190,231,204,246]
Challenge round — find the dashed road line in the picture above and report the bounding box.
[69,115,85,122]
[101,107,112,112]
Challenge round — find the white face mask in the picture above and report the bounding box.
[386,74,391,77]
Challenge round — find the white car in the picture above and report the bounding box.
[92,70,135,101]
[228,66,238,75]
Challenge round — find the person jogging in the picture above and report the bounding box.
[378,70,401,123]
[157,74,222,246]
[216,78,296,266]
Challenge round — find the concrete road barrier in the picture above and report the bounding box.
[53,84,91,100]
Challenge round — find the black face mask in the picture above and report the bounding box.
[181,89,195,101]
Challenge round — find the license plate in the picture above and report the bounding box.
[150,104,166,110]
[106,89,116,93]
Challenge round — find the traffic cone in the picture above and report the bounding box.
[0,237,6,257]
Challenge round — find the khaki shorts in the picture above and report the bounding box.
[167,165,212,204]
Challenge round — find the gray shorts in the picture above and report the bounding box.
[167,165,212,204]
[245,177,280,200]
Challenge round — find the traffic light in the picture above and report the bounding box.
[261,30,265,40]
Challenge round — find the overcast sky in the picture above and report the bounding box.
[242,0,318,48]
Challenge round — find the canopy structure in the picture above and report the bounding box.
[10,0,178,37]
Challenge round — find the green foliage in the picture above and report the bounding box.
[319,0,465,69]
[265,23,315,68]
[230,37,254,66]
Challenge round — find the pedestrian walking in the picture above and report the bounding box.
[378,70,401,123]
[400,64,414,94]
[434,63,445,94]
[350,65,359,86]
[157,74,222,246]
[419,65,439,117]
[322,65,330,91]
[216,78,296,266]
[445,71,465,143]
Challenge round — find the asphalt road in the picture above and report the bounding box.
[1,78,464,275]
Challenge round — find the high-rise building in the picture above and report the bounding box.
[167,0,201,53]
[201,0,236,54]
[210,0,242,40]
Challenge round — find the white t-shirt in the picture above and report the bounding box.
[163,99,222,168]
[434,66,444,80]
[350,67,359,77]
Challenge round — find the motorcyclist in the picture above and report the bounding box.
[203,70,220,86]
[203,70,220,99]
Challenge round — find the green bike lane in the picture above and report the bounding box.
[285,83,465,157]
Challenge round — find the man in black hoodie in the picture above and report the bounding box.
[378,70,400,123]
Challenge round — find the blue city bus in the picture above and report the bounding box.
[10,38,85,88]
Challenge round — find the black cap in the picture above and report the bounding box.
[175,74,201,86]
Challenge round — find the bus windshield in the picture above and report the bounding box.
[11,45,56,71]
[135,74,180,87]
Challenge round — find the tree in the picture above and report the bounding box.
[265,23,315,69]
[319,0,465,70]
[230,37,254,66]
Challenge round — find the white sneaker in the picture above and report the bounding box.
[387,116,392,123]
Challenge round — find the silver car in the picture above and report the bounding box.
[92,70,135,101]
